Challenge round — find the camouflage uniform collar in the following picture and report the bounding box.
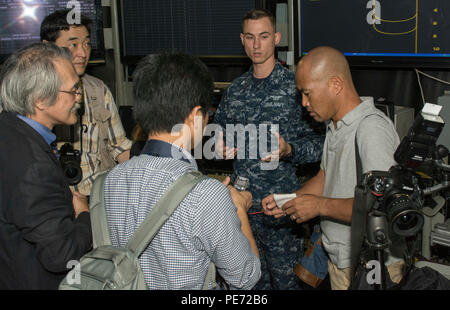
[247,61,283,81]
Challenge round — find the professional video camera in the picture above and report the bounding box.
[59,142,83,186]
[351,103,450,289]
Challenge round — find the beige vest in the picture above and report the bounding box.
[82,74,117,171]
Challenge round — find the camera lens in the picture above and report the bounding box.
[391,210,424,237]
[59,143,82,186]
[397,213,418,230]
[65,167,79,179]
[64,164,83,186]
[386,193,424,237]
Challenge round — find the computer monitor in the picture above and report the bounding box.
[118,0,255,65]
[298,0,450,68]
[0,0,105,63]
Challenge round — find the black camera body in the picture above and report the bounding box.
[362,165,424,238]
[360,108,446,240]
[351,104,450,289]
[59,142,83,186]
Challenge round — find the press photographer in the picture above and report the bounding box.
[41,9,132,196]
[261,46,404,290]
[0,43,92,289]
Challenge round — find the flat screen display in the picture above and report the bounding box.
[0,0,104,62]
[120,0,255,62]
[299,0,450,67]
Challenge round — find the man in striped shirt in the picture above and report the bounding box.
[103,53,261,289]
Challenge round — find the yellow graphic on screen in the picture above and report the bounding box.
[368,0,419,53]
[367,0,443,54]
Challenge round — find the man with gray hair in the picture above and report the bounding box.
[0,43,92,289]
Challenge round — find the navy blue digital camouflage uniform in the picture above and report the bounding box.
[214,62,324,290]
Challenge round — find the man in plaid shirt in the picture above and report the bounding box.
[103,53,261,289]
[41,10,132,196]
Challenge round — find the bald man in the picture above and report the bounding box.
[262,46,404,289]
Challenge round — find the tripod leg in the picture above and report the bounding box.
[377,250,386,290]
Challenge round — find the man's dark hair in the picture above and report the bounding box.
[242,8,276,32]
[40,9,92,42]
[132,53,213,135]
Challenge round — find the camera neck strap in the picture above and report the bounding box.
[69,80,85,151]
[350,115,375,279]
[355,133,362,186]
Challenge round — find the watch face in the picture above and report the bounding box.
[234,176,249,191]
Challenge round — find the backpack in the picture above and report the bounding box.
[59,170,216,290]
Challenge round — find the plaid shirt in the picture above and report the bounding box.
[58,75,132,196]
[103,142,261,289]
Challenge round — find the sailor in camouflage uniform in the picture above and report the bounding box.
[214,9,324,290]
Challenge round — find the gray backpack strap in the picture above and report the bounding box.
[203,262,217,290]
[90,169,217,289]
[89,170,112,248]
[125,170,208,257]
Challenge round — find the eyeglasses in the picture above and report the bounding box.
[59,88,82,98]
